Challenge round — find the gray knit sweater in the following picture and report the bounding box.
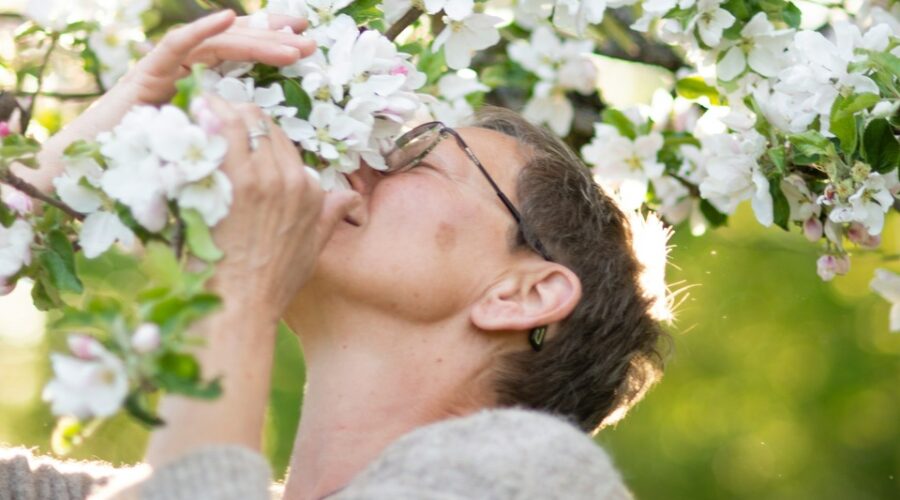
[1,409,632,500]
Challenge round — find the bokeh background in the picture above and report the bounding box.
[1,0,899,498]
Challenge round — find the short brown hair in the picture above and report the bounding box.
[471,107,670,433]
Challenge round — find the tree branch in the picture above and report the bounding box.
[0,170,85,221]
[14,91,103,100]
[23,34,58,132]
[385,8,423,41]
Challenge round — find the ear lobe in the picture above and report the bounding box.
[471,264,582,334]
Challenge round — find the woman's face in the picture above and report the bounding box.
[304,127,531,324]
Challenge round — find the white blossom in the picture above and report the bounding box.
[425,71,489,126]
[716,12,794,81]
[79,211,135,259]
[53,157,105,214]
[826,173,894,235]
[523,83,574,136]
[697,130,773,226]
[42,338,128,419]
[870,268,900,331]
[692,0,735,48]
[582,123,665,210]
[817,253,850,281]
[0,186,33,215]
[177,171,234,227]
[0,219,34,280]
[433,13,502,70]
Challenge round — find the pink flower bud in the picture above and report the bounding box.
[0,121,10,138]
[67,335,102,360]
[0,278,14,296]
[390,64,409,76]
[131,323,161,354]
[847,222,881,249]
[190,97,222,135]
[1,186,33,215]
[816,254,850,282]
[803,217,823,242]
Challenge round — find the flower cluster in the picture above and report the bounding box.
[515,0,634,35]
[25,0,151,88]
[384,0,503,70]
[54,103,230,258]
[508,25,598,135]
[212,3,428,189]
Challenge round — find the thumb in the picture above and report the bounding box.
[317,190,363,244]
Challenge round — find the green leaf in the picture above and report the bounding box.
[146,293,221,335]
[862,118,900,173]
[700,200,728,228]
[181,209,223,263]
[767,146,786,173]
[124,392,165,428]
[829,94,860,154]
[158,373,222,399]
[782,3,802,28]
[869,51,900,79]
[282,79,312,119]
[769,179,790,231]
[417,47,446,85]
[0,201,15,228]
[51,307,110,336]
[76,248,145,298]
[31,275,62,311]
[601,109,637,140]
[62,140,101,161]
[141,242,182,290]
[723,0,752,20]
[337,0,383,25]
[38,230,83,294]
[159,351,201,381]
[171,64,206,111]
[675,77,721,105]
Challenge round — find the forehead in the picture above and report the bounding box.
[450,126,531,199]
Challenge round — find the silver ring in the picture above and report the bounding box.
[247,119,270,151]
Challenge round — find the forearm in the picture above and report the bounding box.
[10,84,138,192]
[144,303,279,467]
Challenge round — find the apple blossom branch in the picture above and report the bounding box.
[385,7,423,41]
[0,169,85,221]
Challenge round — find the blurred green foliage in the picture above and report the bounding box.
[2,204,898,498]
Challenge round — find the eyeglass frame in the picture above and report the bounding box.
[386,121,553,262]
[384,121,553,352]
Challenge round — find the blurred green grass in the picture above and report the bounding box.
[1,204,899,498]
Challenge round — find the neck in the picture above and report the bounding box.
[282,296,492,500]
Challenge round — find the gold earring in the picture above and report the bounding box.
[529,326,547,352]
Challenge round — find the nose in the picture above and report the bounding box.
[346,161,382,195]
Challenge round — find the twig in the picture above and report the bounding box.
[669,172,701,198]
[14,91,103,100]
[172,215,186,259]
[23,34,58,132]
[0,170,85,221]
[385,7,423,41]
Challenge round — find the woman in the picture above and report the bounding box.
[3,10,667,499]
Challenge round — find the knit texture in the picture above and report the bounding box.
[1,409,630,499]
[332,408,631,500]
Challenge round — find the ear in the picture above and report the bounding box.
[470,263,582,334]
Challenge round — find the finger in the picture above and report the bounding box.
[317,190,363,245]
[204,94,251,175]
[187,32,311,68]
[140,10,237,77]
[227,26,313,51]
[237,105,281,194]
[235,14,308,33]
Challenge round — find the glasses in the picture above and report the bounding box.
[383,121,552,351]
[384,121,553,262]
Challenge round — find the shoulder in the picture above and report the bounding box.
[334,408,632,500]
[0,446,140,499]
